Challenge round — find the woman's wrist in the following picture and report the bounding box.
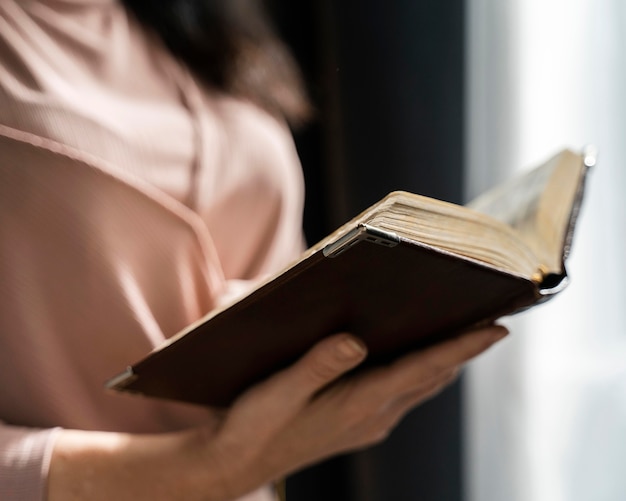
[172,426,237,501]
[48,427,233,501]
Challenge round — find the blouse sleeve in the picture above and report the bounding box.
[0,423,60,501]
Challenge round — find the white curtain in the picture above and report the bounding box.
[465,1,626,501]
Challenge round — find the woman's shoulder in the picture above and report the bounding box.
[0,0,202,198]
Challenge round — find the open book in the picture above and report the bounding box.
[107,148,595,407]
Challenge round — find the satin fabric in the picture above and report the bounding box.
[0,1,305,499]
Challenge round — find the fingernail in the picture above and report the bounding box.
[336,337,367,360]
[491,326,509,340]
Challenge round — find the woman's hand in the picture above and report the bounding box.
[181,324,508,498]
[49,325,507,501]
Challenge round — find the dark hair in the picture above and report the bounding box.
[121,0,311,125]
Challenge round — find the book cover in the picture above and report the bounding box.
[107,148,594,407]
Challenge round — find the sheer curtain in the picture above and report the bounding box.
[465,1,626,501]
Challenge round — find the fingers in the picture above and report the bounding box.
[304,326,508,448]
[417,324,509,368]
[362,324,508,403]
[342,368,460,450]
[386,368,460,420]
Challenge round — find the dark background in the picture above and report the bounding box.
[269,1,466,499]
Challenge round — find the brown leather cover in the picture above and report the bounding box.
[108,233,540,408]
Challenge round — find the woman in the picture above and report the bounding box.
[0,1,508,500]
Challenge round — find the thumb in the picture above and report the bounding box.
[210,336,367,494]
[224,334,367,441]
[289,334,368,397]
[243,334,367,415]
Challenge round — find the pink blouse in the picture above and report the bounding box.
[0,1,305,499]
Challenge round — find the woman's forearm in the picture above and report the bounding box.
[47,428,226,501]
